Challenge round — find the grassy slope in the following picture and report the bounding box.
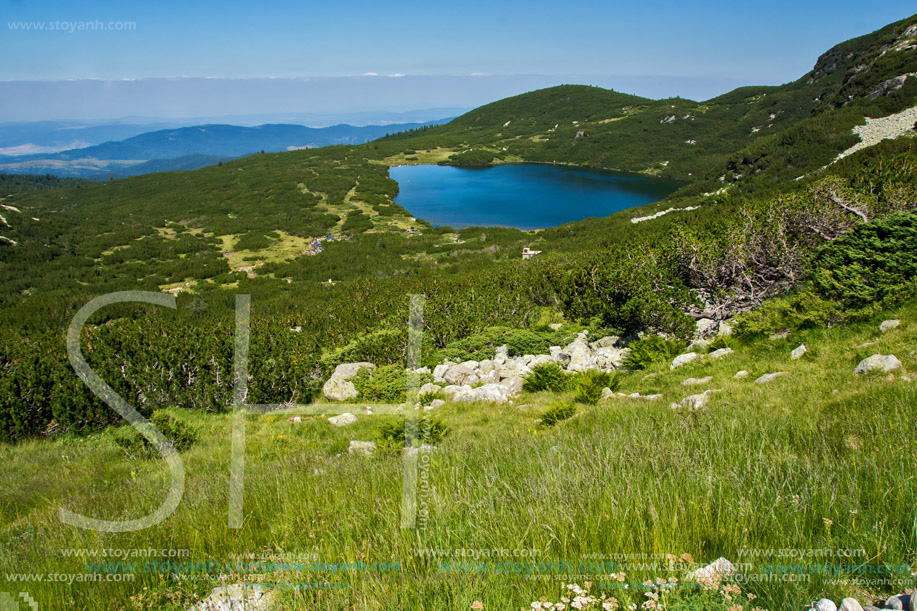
[1,299,914,610]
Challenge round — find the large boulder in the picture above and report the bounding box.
[838,598,864,611]
[331,362,375,380]
[854,354,902,374]
[322,362,375,401]
[322,377,358,402]
[813,600,837,611]
[432,362,453,383]
[499,375,524,395]
[565,334,595,372]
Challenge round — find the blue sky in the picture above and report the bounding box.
[1,0,915,120]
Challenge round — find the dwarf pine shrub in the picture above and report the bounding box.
[376,416,449,449]
[572,369,616,404]
[622,336,686,370]
[539,401,577,426]
[522,362,569,393]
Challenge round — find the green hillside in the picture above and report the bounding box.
[1,13,917,611]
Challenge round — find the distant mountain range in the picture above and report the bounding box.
[0,119,451,178]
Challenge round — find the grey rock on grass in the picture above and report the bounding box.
[854,354,902,374]
[755,372,787,384]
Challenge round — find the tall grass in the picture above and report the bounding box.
[1,301,916,610]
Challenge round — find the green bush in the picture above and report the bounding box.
[522,362,569,393]
[622,336,686,370]
[539,401,577,426]
[811,212,917,312]
[376,416,449,449]
[571,370,616,404]
[732,291,840,340]
[112,411,197,459]
[352,365,414,403]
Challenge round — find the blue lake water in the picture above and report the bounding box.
[390,164,681,230]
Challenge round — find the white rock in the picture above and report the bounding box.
[189,584,275,611]
[419,383,441,397]
[854,354,902,374]
[670,352,700,369]
[683,376,713,386]
[411,366,431,375]
[689,339,711,351]
[499,375,524,395]
[791,344,808,360]
[424,399,445,411]
[443,364,479,386]
[708,347,733,359]
[287,416,302,423]
[328,413,357,427]
[673,389,721,410]
[459,360,480,371]
[686,557,735,582]
[548,323,563,330]
[331,362,375,379]
[441,384,469,399]
[432,362,451,382]
[838,598,864,611]
[734,370,749,379]
[770,330,789,340]
[755,372,787,384]
[348,441,376,456]
[813,599,837,611]
[717,321,734,336]
[879,319,901,333]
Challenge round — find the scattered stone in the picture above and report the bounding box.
[813,599,837,611]
[880,319,901,333]
[548,323,563,331]
[348,441,376,456]
[287,416,302,423]
[883,594,907,610]
[686,557,735,582]
[734,370,749,379]
[839,598,865,611]
[188,584,275,611]
[755,372,787,384]
[770,330,789,340]
[717,321,734,336]
[330,362,375,379]
[854,354,902,374]
[670,352,700,369]
[418,383,441,397]
[672,389,721,410]
[443,364,479,386]
[857,341,876,349]
[328,413,357,427]
[683,376,713,386]
[424,399,445,411]
[792,344,809,360]
[708,347,734,360]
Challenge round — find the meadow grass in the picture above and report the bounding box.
[1,302,916,610]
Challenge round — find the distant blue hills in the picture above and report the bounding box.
[0,119,450,178]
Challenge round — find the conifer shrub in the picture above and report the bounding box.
[811,212,917,312]
[539,401,577,426]
[376,415,448,449]
[571,370,617,405]
[112,411,197,459]
[622,336,686,370]
[522,363,569,393]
